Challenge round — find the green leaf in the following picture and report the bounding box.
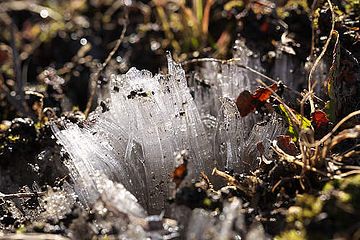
[279,104,312,141]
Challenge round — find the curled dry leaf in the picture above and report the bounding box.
[236,83,278,117]
[252,83,278,101]
[312,110,330,129]
[236,90,254,117]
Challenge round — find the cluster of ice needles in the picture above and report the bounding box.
[52,45,285,238]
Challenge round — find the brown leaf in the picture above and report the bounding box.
[252,83,278,102]
[171,161,188,188]
[312,110,330,128]
[276,135,298,156]
[236,90,255,117]
[236,83,278,117]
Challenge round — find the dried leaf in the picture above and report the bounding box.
[252,83,278,102]
[312,110,330,128]
[236,90,255,117]
[236,83,278,117]
[171,160,188,188]
[224,1,244,11]
[276,135,298,156]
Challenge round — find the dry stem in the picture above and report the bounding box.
[84,10,128,117]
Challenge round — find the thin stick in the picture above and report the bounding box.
[0,233,70,240]
[84,10,128,117]
[271,144,330,177]
[255,78,302,131]
[0,191,46,200]
[336,170,360,178]
[307,0,335,113]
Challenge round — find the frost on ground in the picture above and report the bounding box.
[49,45,284,238]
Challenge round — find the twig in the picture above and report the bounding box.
[306,0,335,113]
[271,142,330,177]
[201,0,214,36]
[103,0,126,22]
[212,167,249,194]
[0,233,70,240]
[0,191,46,200]
[308,110,360,148]
[84,10,128,117]
[335,170,360,178]
[272,176,302,192]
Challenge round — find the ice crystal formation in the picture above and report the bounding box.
[53,49,284,214]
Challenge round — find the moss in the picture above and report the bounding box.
[7,135,20,142]
[275,229,306,240]
[277,175,360,239]
[15,224,27,234]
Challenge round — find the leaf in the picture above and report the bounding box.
[171,160,188,188]
[236,90,255,117]
[252,83,278,102]
[236,83,278,117]
[324,100,336,122]
[278,104,312,141]
[311,110,329,129]
[276,135,298,156]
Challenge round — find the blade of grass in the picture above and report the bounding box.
[194,0,203,24]
[201,0,213,36]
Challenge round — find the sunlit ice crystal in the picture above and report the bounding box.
[213,98,285,173]
[190,41,285,173]
[53,54,213,214]
[94,173,146,218]
[53,49,285,217]
[188,40,269,140]
[186,198,246,239]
